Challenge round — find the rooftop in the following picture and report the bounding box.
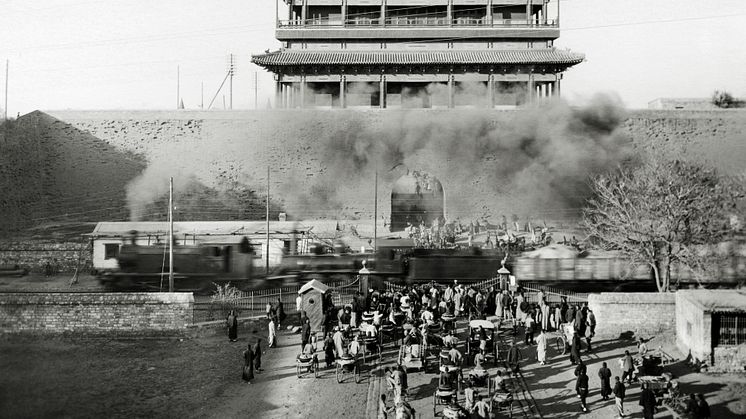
[252,48,584,68]
[678,289,746,313]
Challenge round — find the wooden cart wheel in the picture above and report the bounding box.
[336,363,342,383]
[555,336,566,354]
[296,364,302,378]
[354,364,361,383]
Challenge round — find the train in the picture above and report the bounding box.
[99,236,746,293]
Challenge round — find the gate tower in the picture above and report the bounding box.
[252,0,583,109]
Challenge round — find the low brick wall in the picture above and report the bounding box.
[0,293,193,336]
[588,293,676,339]
[713,345,746,373]
[0,240,93,274]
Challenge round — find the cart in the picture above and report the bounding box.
[466,320,499,365]
[552,323,574,355]
[433,364,463,417]
[296,354,320,379]
[399,342,427,372]
[336,355,361,383]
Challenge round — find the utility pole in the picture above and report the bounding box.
[4,59,8,121]
[374,171,378,253]
[200,82,204,109]
[168,177,174,292]
[254,71,258,109]
[176,66,180,110]
[227,53,235,110]
[266,166,270,274]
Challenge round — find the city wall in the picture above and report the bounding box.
[588,292,677,339]
[0,292,194,336]
[2,108,745,234]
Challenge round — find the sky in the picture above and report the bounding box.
[1,0,745,115]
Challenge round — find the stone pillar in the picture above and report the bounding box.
[342,0,347,25]
[448,75,454,108]
[555,76,561,97]
[275,80,282,109]
[527,75,535,104]
[543,0,548,25]
[300,77,306,108]
[487,74,494,108]
[447,0,453,26]
[340,76,347,108]
[301,0,307,24]
[379,76,386,109]
[527,0,532,25]
[486,0,492,24]
[381,0,386,26]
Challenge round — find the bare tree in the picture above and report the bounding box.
[583,158,742,292]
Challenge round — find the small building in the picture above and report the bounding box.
[298,279,330,333]
[87,221,311,272]
[676,290,746,372]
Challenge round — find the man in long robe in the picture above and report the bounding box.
[507,341,522,374]
[536,329,547,365]
[598,362,612,400]
[242,343,254,383]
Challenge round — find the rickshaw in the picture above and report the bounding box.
[361,334,382,363]
[399,339,427,372]
[466,320,499,365]
[336,353,361,383]
[553,323,574,355]
[433,363,463,416]
[296,353,320,378]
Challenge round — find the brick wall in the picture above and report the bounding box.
[712,345,746,373]
[588,292,676,339]
[0,240,92,273]
[0,293,193,336]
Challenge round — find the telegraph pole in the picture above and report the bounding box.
[200,82,204,109]
[4,59,8,121]
[168,177,174,292]
[227,53,235,110]
[254,71,258,109]
[176,66,180,110]
[266,166,271,274]
[374,171,378,253]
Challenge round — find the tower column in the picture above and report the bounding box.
[340,76,347,108]
[486,0,492,24]
[555,75,561,96]
[488,74,494,108]
[527,0,532,25]
[527,74,535,104]
[447,0,453,26]
[448,74,454,108]
[379,75,386,109]
[300,77,306,108]
[342,0,347,25]
[275,80,282,109]
[381,0,386,26]
[301,0,307,24]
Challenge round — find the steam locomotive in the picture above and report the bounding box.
[99,236,745,293]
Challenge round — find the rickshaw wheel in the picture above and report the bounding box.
[296,364,302,378]
[336,364,342,383]
[354,364,361,383]
[555,337,566,354]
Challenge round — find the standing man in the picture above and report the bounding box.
[621,351,635,384]
[639,382,657,419]
[587,309,596,338]
[576,368,590,413]
[507,340,522,375]
[571,333,582,365]
[296,293,303,323]
[301,318,311,350]
[268,317,277,348]
[613,376,626,417]
[536,329,547,365]
[598,362,612,400]
[524,312,535,345]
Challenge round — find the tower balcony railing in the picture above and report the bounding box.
[277,17,557,28]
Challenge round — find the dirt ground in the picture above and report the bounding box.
[0,322,372,419]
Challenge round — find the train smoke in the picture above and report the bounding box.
[124,91,633,224]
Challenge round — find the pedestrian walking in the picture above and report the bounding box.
[324,333,335,368]
[697,394,710,419]
[242,343,254,383]
[226,309,238,342]
[296,293,303,323]
[571,333,582,365]
[524,312,535,345]
[587,309,596,337]
[536,329,547,365]
[301,318,311,350]
[613,376,626,417]
[276,298,286,329]
[254,338,263,371]
[268,317,277,348]
[576,368,589,413]
[621,351,634,384]
[507,340,522,375]
[639,382,657,419]
[598,362,612,400]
